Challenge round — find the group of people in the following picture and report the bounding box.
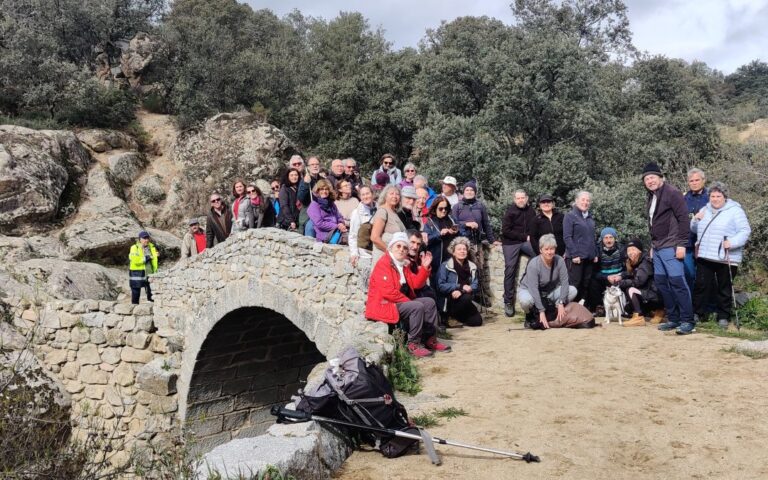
[128,155,751,359]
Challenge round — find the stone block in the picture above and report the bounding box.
[126,332,150,349]
[234,388,279,410]
[77,344,101,365]
[133,304,153,316]
[136,391,178,414]
[70,327,89,344]
[188,416,224,438]
[104,314,121,328]
[54,329,71,344]
[105,386,137,407]
[101,347,121,365]
[61,362,79,380]
[84,385,104,400]
[59,312,79,328]
[21,309,39,322]
[136,358,177,396]
[148,335,167,353]
[113,362,135,386]
[98,301,114,312]
[46,348,68,365]
[90,328,107,344]
[80,365,108,384]
[65,381,84,394]
[121,347,153,363]
[82,312,106,328]
[105,329,125,347]
[188,397,234,419]
[114,303,134,315]
[120,316,136,332]
[135,316,154,332]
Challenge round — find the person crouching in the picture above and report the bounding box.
[365,232,451,357]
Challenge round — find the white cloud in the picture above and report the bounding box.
[244,0,767,73]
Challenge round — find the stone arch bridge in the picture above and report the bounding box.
[18,229,391,466]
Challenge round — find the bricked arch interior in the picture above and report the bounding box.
[184,306,325,453]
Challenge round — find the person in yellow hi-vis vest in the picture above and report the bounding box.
[129,231,158,304]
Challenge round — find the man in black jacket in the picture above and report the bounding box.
[501,190,536,317]
[642,162,694,335]
[206,193,232,248]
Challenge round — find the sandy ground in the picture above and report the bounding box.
[335,314,768,480]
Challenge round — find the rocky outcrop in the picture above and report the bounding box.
[76,129,137,154]
[120,32,157,89]
[133,174,166,204]
[15,259,122,301]
[108,152,146,186]
[0,126,91,232]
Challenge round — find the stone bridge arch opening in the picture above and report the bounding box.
[184,306,325,452]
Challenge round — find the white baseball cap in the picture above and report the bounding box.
[442,176,457,186]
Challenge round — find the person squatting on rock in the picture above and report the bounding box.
[437,236,483,327]
[642,162,695,335]
[690,181,751,329]
[518,234,578,329]
[563,190,598,307]
[206,192,232,248]
[607,238,663,327]
[129,231,157,305]
[365,232,450,358]
[501,189,536,317]
[181,218,206,258]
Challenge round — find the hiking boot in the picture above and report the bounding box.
[446,318,464,329]
[676,322,696,335]
[717,318,729,329]
[425,336,451,352]
[504,303,515,317]
[623,313,646,327]
[650,309,665,325]
[658,321,680,331]
[524,310,536,329]
[407,342,433,358]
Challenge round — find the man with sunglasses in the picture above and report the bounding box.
[344,158,363,196]
[206,193,232,248]
[370,153,402,186]
[287,155,305,173]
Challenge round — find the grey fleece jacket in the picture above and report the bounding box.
[519,255,570,311]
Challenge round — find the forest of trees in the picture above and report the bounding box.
[1,0,767,273]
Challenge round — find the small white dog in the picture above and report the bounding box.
[603,285,626,326]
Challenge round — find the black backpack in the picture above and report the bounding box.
[296,355,419,458]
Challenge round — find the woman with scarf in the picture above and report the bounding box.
[423,196,458,286]
[243,183,275,229]
[349,186,377,267]
[230,179,249,233]
[277,168,301,231]
[398,163,418,189]
[307,179,347,243]
[437,236,482,327]
[608,238,663,327]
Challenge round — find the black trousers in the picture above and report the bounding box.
[692,258,737,321]
[130,276,153,305]
[448,292,483,327]
[586,276,610,311]
[566,258,593,305]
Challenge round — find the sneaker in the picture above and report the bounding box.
[658,321,680,331]
[676,322,696,335]
[623,313,646,327]
[717,318,729,329]
[504,303,515,317]
[425,336,451,352]
[650,309,666,325]
[407,342,433,358]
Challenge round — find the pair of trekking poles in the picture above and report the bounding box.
[271,406,540,463]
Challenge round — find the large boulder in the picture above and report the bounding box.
[108,151,146,186]
[169,112,296,226]
[0,126,91,233]
[133,174,166,204]
[120,32,157,89]
[76,129,138,153]
[14,259,123,300]
[60,165,141,264]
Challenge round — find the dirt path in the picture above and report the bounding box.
[336,316,768,480]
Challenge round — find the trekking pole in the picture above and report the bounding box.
[723,236,741,332]
[271,406,540,463]
[472,228,489,313]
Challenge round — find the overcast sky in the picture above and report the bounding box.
[244,0,768,73]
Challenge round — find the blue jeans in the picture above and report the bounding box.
[683,248,696,289]
[653,247,693,324]
[304,219,316,238]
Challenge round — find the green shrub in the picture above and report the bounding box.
[736,297,768,331]
[55,79,137,129]
[387,330,422,395]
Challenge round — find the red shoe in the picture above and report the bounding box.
[425,336,451,352]
[407,342,433,358]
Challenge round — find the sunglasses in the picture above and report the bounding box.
[271,186,280,191]
[405,169,415,172]
[437,207,448,212]
[291,162,302,166]
[345,165,355,169]
[211,198,222,203]
[383,162,393,166]
[246,189,256,194]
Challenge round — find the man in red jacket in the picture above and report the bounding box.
[365,232,451,357]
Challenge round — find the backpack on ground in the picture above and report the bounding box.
[295,347,421,458]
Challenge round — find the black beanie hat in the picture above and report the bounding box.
[626,238,644,251]
[642,162,663,178]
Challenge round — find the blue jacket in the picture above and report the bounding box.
[424,216,458,278]
[691,199,750,265]
[684,188,708,248]
[563,206,597,260]
[452,199,495,243]
[436,257,479,311]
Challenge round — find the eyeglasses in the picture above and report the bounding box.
[211,198,222,203]
[392,244,407,250]
[405,169,415,173]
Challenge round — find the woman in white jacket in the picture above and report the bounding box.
[349,186,377,268]
[690,182,751,328]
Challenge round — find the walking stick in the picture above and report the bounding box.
[272,406,541,463]
[723,236,741,332]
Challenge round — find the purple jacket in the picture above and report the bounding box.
[307,199,344,242]
[646,182,689,250]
